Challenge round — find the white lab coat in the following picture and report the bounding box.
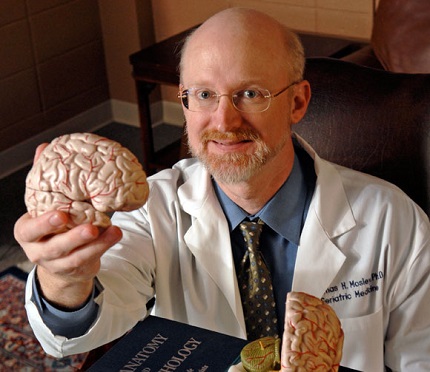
[25,136,430,371]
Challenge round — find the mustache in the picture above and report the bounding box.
[200,128,261,143]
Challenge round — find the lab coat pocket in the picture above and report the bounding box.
[340,307,384,372]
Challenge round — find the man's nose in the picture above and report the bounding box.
[214,95,242,131]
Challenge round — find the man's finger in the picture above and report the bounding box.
[14,211,68,244]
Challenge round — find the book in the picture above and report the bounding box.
[88,316,248,372]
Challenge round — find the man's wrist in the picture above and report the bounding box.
[31,269,101,338]
[36,266,95,309]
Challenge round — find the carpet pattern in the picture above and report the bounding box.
[0,267,87,371]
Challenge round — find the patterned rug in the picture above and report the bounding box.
[0,267,88,371]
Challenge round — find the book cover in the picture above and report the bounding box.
[88,316,248,372]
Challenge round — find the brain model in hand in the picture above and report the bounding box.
[25,133,149,228]
[282,291,344,371]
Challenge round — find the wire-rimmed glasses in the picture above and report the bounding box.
[177,81,299,113]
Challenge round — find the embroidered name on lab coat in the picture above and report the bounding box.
[322,271,385,305]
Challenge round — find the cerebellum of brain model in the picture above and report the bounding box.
[281,292,344,371]
[24,133,149,228]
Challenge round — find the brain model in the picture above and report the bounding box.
[25,133,149,228]
[281,292,344,371]
[240,292,343,372]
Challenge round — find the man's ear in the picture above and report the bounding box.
[290,80,311,124]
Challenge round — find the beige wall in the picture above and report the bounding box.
[0,0,153,155]
[0,0,109,152]
[98,0,140,103]
[98,0,156,103]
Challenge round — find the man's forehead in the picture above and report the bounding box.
[193,8,283,36]
[184,29,285,64]
[182,38,287,81]
[184,9,285,54]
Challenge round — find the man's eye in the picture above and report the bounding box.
[196,90,213,100]
[242,89,261,99]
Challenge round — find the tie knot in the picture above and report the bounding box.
[240,219,264,252]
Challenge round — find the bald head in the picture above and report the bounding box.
[179,8,305,84]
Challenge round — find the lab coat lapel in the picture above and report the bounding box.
[292,139,355,297]
[293,210,347,297]
[178,165,246,333]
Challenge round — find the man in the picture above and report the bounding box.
[14,8,430,371]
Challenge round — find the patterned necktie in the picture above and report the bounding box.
[238,219,278,340]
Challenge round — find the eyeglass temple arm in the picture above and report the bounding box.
[272,81,301,97]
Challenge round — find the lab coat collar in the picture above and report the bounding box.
[294,134,356,239]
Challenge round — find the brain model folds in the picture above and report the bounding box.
[282,292,344,371]
[25,133,149,228]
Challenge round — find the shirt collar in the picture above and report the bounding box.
[213,151,309,245]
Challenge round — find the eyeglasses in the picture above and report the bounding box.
[177,81,299,113]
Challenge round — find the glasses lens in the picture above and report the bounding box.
[233,88,271,112]
[185,88,216,112]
